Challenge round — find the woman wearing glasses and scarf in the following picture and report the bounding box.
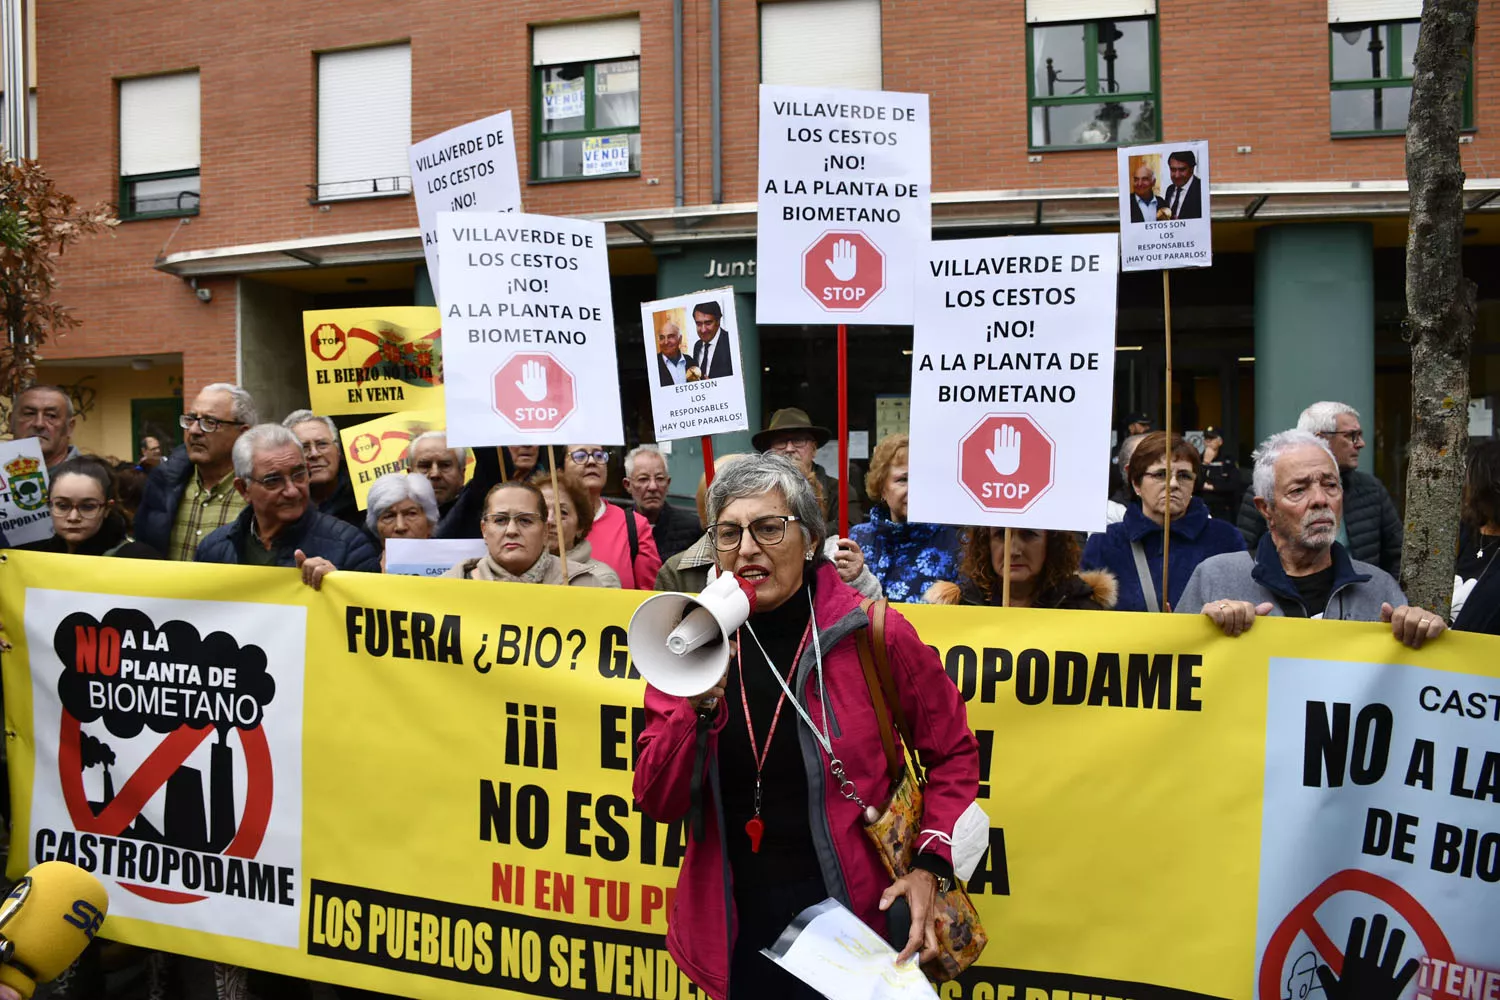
[19,457,159,558]
[634,453,979,999]
[1081,431,1245,612]
[562,443,662,589]
[444,481,612,587]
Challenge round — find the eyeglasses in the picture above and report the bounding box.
[180,413,244,433]
[1321,429,1365,444]
[246,466,310,491]
[569,449,609,465]
[631,475,669,487]
[483,512,542,530]
[771,435,816,451]
[49,498,106,516]
[708,514,802,551]
[300,439,337,454]
[1142,470,1197,485]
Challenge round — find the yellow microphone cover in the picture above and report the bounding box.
[0,861,109,996]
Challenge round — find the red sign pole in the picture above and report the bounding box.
[701,434,716,488]
[837,322,850,538]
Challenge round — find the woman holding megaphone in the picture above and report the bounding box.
[633,453,980,999]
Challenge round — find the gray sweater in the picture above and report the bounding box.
[1176,537,1406,621]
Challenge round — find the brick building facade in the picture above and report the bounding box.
[11,0,1500,488]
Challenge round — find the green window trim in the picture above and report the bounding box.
[117,168,200,222]
[1328,20,1474,137]
[1026,16,1161,151]
[529,58,641,182]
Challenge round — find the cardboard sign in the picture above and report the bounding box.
[1117,140,1212,271]
[907,233,1119,532]
[436,211,623,447]
[303,307,443,416]
[756,85,931,325]
[337,408,473,510]
[638,288,749,441]
[0,437,52,545]
[384,538,487,577]
[408,111,523,303]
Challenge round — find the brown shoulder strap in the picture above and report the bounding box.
[854,598,902,783]
[866,600,915,751]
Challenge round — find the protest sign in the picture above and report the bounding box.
[303,307,443,416]
[436,211,622,447]
[384,538,486,577]
[0,437,52,545]
[756,85,930,325]
[638,288,748,440]
[409,111,523,303]
[1117,140,1212,272]
[337,408,473,510]
[3,553,1497,999]
[907,233,1119,532]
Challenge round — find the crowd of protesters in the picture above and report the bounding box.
[0,380,1492,1000]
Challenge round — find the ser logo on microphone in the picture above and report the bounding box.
[63,899,105,940]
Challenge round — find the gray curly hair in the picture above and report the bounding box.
[1252,429,1338,501]
[705,452,827,553]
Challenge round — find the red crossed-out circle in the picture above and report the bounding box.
[1258,869,1455,1000]
[492,353,577,432]
[59,715,274,904]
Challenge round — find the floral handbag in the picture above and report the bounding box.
[853,598,988,982]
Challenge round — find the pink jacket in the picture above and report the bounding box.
[590,501,663,590]
[633,562,980,1000]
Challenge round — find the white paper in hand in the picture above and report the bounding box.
[762,898,938,999]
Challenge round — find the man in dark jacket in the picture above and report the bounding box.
[282,409,362,530]
[196,424,380,577]
[622,445,699,560]
[1236,402,1402,577]
[136,383,256,560]
[406,431,504,538]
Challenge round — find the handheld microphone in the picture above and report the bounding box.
[0,861,110,998]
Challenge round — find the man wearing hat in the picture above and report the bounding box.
[753,407,843,532]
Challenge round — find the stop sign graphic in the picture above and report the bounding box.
[802,231,885,312]
[958,414,1055,513]
[492,353,576,433]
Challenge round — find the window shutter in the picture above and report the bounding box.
[119,72,199,177]
[1327,0,1421,22]
[760,0,883,90]
[532,19,641,66]
[1026,0,1156,23]
[318,44,411,198]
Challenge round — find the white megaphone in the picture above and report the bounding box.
[628,572,758,697]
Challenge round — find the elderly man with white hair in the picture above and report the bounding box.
[282,408,362,529]
[1178,430,1444,649]
[1236,401,1402,576]
[195,424,381,585]
[406,431,505,539]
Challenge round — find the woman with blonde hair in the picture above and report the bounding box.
[534,471,622,588]
[850,433,962,602]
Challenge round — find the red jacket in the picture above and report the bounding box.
[633,562,979,999]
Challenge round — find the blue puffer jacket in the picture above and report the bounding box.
[196,505,382,572]
[1081,497,1246,612]
[849,506,963,603]
[134,447,198,555]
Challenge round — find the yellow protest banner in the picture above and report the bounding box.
[304,307,443,415]
[338,409,474,509]
[2,552,1496,1000]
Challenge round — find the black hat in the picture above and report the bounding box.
[1126,412,1153,428]
[1203,425,1223,440]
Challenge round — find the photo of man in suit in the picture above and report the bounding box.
[1128,161,1166,224]
[655,318,695,386]
[691,300,734,380]
[1164,150,1203,220]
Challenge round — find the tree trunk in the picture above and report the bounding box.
[1401,0,1479,615]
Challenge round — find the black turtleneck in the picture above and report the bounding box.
[719,581,823,894]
